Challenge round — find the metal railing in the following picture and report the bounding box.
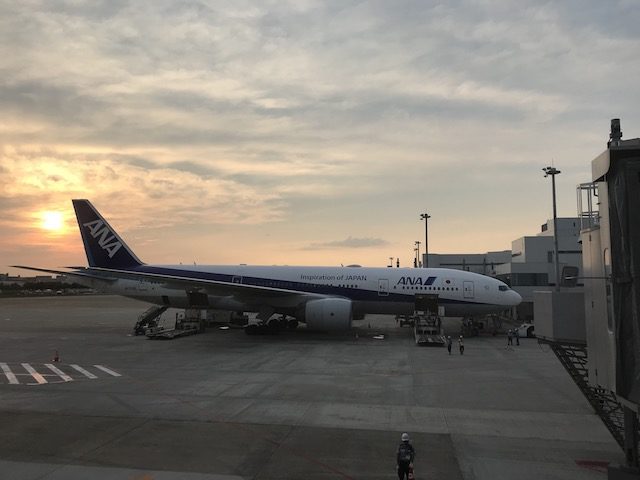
[542,340,628,451]
[576,182,599,231]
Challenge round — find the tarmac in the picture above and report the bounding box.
[0,295,622,479]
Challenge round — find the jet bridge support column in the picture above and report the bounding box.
[624,407,640,470]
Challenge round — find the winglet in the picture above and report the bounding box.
[72,199,143,269]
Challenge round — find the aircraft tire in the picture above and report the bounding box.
[245,324,259,335]
[266,320,280,334]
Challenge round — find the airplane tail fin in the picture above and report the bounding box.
[72,199,144,269]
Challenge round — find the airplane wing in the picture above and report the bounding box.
[13,265,327,304]
[11,265,118,283]
[85,266,326,301]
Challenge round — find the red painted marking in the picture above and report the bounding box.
[575,459,609,473]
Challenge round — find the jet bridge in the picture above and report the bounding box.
[537,120,640,479]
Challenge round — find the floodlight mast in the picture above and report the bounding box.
[420,212,431,267]
[543,166,561,290]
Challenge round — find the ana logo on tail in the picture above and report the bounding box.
[83,219,123,258]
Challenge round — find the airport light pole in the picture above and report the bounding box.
[543,166,561,291]
[420,212,431,268]
[415,241,421,268]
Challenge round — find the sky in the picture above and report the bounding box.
[1,0,639,275]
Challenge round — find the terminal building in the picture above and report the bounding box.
[426,217,583,321]
[0,273,62,286]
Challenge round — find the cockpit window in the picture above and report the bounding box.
[499,285,509,291]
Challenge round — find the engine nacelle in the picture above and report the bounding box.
[303,298,352,330]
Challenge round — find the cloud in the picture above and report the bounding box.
[0,1,639,273]
[0,147,287,230]
[2,1,637,154]
[305,236,390,250]
[166,160,220,177]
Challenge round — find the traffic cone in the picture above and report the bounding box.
[53,350,60,362]
[408,465,415,480]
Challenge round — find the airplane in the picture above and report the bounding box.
[14,199,521,332]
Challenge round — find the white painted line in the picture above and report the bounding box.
[93,365,121,377]
[0,363,19,384]
[45,364,73,382]
[70,364,97,379]
[21,363,47,384]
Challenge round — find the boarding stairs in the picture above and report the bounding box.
[145,324,199,339]
[410,294,445,346]
[133,306,168,335]
[414,314,445,346]
[146,308,203,340]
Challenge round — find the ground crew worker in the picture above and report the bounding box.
[396,432,415,480]
[507,329,513,346]
[446,336,452,355]
[515,328,520,346]
[458,336,464,355]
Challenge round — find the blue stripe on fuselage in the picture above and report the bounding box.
[130,265,492,307]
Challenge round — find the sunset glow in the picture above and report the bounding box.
[41,211,64,232]
[1,2,638,276]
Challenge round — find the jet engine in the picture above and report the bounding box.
[302,298,352,330]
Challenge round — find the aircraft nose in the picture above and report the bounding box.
[509,290,522,306]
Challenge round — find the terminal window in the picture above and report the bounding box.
[511,273,549,286]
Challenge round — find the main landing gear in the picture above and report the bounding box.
[244,315,298,335]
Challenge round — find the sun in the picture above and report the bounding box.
[41,211,64,231]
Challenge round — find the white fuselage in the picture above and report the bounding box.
[92,264,521,317]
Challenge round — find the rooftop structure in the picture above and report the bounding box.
[426,217,583,322]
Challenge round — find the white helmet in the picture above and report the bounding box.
[401,433,409,442]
